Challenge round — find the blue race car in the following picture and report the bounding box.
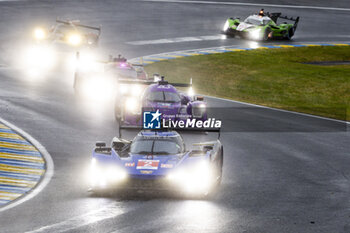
[88,130,223,197]
[114,77,207,128]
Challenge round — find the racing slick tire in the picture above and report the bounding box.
[222,29,236,37]
[262,27,272,41]
[214,145,224,188]
[285,27,294,40]
[190,146,224,200]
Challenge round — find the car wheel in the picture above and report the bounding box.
[196,147,224,200]
[225,30,236,38]
[263,27,271,41]
[286,27,294,40]
[216,146,224,186]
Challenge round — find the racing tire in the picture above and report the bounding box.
[262,27,272,41]
[192,146,224,200]
[223,30,235,38]
[222,28,236,37]
[215,145,224,186]
[285,27,294,40]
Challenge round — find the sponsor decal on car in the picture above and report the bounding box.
[160,163,173,168]
[125,162,135,167]
[140,170,153,174]
[136,159,160,170]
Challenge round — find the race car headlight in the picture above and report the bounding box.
[91,158,97,167]
[34,28,46,40]
[223,20,229,31]
[125,97,140,114]
[106,168,127,181]
[119,85,142,96]
[188,87,194,97]
[119,84,128,95]
[68,34,82,45]
[167,160,213,193]
[89,159,127,187]
[131,85,142,96]
[249,29,261,40]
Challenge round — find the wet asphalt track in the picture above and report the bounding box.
[0,0,349,232]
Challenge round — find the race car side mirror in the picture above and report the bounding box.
[112,141,127,151]
[96,142,106,148]
[153,73,161,82]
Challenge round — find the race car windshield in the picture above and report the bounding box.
[147,91,181,103]
[130,138,184,155]
[244,17,264,26]
[55,25,76,34]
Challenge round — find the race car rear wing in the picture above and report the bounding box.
[118,76,192,88]
[56,18,101,35]
[267,12,300,28]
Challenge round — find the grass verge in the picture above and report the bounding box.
[145,46,350,121]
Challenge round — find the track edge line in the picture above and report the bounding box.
[0,117,54,212]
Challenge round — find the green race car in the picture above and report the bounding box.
[222,9,299,41]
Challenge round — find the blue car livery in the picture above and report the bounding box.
[89,130,223,197]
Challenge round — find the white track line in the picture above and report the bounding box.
[127,34,224,45]
[205,96,350,125]
[131,41,350,60]
[140,0,350,12]
[0,118,54,212]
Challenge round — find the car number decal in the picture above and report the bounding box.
[136,160,160,170]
